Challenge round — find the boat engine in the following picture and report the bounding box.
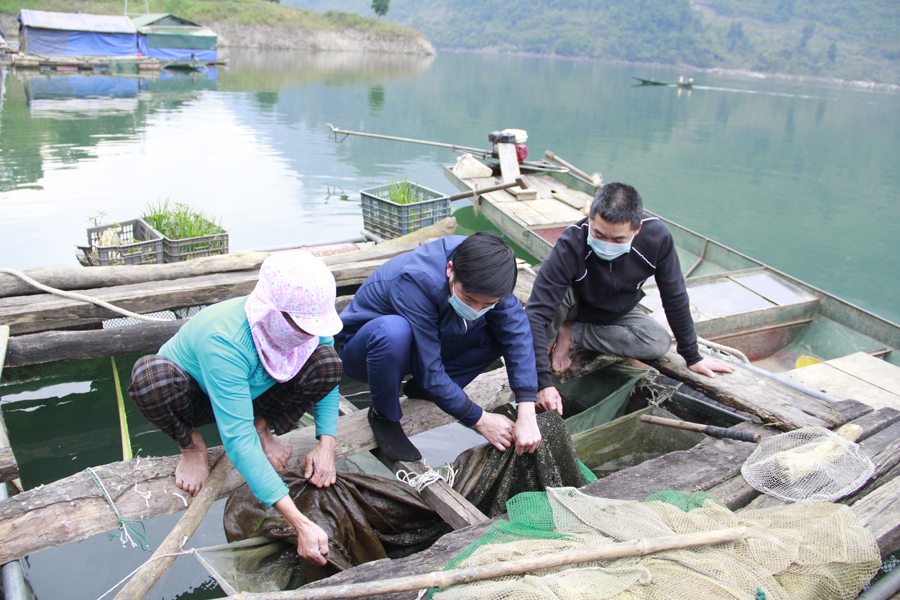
[489,129,528,163]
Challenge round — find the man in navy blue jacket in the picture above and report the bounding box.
[526,182,733,415]
[337,232,541,461]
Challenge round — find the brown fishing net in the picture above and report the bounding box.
[216,411,590,591]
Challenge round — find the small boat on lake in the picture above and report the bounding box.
[633,76,694,88]
[444,148,900,391]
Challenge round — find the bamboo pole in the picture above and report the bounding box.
[110,356,133,461]
[228,527,747,600]
[113,452,233,600]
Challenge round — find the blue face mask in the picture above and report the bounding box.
[587,233,632,261]
[448,287,496,321]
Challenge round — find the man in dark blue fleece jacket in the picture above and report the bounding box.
[526,182,733,415]
[337,232,541,461]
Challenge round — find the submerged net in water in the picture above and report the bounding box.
[429,488,880,600]
[212,412,591,592]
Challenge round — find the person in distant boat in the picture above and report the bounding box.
[127,251,342,566]
[337,232,542,462]
[526,182,734,415]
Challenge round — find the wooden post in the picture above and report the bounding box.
[0,326,20,486]
[340,398,488,530]
[113,452,233,600]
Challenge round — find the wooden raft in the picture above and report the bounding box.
[297,401,900,600]
[0,368,514,565]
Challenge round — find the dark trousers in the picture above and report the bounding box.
[127,344,341,448]
[339,315,502,421]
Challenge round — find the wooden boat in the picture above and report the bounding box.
[633,76,694,88]
[444,159,900,396]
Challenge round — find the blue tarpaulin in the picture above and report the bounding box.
[18,9,136,57]
[137,37,216,62]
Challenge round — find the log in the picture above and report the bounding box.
[0,251,270,298]
[0,260,386,335]
[369,217,457,248]
[0,368,515,564]
[113,453,233,600]
[851,475,900,557]
[649,350,846,431]
[5,296,357,368]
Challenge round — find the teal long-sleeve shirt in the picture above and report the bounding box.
[159,296,339,506]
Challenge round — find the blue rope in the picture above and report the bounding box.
[85,467,152,551]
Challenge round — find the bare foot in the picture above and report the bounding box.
[551,321,574,372]
[255,417,292,471]
[175,431,209,497]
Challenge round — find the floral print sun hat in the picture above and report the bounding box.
[245,251,342,381]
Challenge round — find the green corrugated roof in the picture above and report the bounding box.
[130,13,202,28]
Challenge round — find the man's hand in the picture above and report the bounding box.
[274,496,329,566]
[688,356,735,378]
[473,411,515,452]
[536,386,564,415]
[513,402,541,456]
[304,435,337,488]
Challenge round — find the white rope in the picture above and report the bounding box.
[696,336,750,364]
[396,460,458,492]
[0,268,169,322]
[95,548,196,600]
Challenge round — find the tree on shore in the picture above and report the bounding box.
[372,0,389,17]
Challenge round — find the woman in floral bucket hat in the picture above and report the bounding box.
[128,251,342,565]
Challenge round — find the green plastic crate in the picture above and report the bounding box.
[360,183,450,240]
[161,229,229,263]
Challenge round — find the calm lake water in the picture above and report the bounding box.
[1,48,899,598]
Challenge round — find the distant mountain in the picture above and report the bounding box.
[285,0,900,84]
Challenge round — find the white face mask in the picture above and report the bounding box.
[587,233,631,261]
[449,291,494,321]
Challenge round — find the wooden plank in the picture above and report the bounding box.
[502,201,554,226]
[0,259,387,336]
[339,399,488,531]
[373,453,488,530]
[650,350,847,431]
[684,278,778,319]
[0,325,19,484]
[827,352,900,397]
[730,271,819,307]
[497,143,521,185]
[851,475,900,557]
[0,368,515,564]
[783,362,900,412]
[580,422,769,502]
[519,199,584,225]
[831,399,876,423]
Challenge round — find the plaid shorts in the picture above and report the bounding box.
[128,344,342,448]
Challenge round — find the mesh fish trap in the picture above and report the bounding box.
[741,427,875,503]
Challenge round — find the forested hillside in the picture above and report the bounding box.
[287,0,900,84]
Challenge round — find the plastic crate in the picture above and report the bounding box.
[360,183,450,240]
[78,218,164,266]
[161,228,229,263]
